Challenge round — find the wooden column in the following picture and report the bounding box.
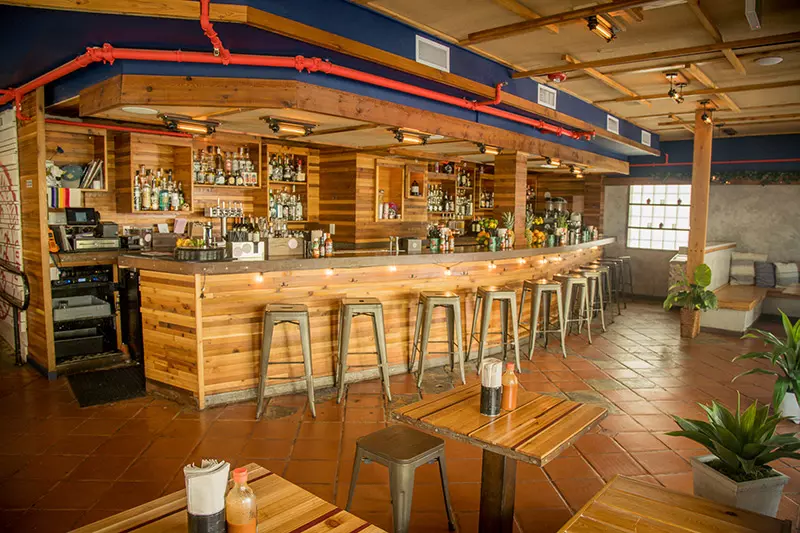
[686,108,713,281]
[493,151,528,238]
[583,175,605,231]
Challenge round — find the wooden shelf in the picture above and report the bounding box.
[193,184,263,190]
[44,123,109,192]
[630,203,687,207]
[268,180,308,187]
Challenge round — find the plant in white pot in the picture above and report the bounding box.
[666,396,799,517]
[732,311,800,423]
[663,263,718,338]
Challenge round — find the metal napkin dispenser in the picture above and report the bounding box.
[400,238,422,254]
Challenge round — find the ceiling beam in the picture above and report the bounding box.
[683,64,741,112]
[596,79,800,103]
[666,113,695,133]
[512,32,800,78]
[490,0,559,34]
[460,0,655,46]
[564,54,651,107]
[286,123,381,139]
[686,0,746,74]
[658,117,800,128]
[627,103,800,120]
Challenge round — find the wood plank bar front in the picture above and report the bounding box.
[124,239,612,408]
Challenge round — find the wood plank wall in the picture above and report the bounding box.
[139,246,603,405]
[584,175,604,230]
[494,152,527,237]
[18,90,55,372]
[530,174,603,231]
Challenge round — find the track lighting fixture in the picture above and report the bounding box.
[586,15,616,43]
[570,165,584,178]
[665,73,687,104]
[541,157,561,169]
[699,100,714,125]
[392,129,428,145]
[262,117,315,136]
[160,114,219,135]
[477,143,501,156]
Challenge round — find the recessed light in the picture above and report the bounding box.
[755,56,783,66]
[121,106,159,115]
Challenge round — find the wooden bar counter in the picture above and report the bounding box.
[119,238,613,408]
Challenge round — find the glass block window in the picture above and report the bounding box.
[627,184,691,251]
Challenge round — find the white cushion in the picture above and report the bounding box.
[775,262,799,288]
[730,252,768,286]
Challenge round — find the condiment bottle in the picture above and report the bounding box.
[225,467,257,533]
[501,362,519,411]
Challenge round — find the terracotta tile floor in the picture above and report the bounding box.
[0,301,798,532]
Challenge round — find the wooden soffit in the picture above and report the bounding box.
[79,75,629,174]
[1,0,657,156]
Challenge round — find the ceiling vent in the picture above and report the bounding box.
[606,115,620,135]
[416,35,450,72]
[641,130,652,147]
[537,84,557,110]
[745,0,762,30]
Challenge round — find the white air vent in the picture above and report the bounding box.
[641,130,652,147]
[606,115,620,134]
[416,35,450,72]
[537,84,557,110]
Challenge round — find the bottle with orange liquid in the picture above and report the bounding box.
[225,467,257,533]
[501,362,519,411]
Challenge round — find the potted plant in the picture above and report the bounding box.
[663,263,718,338]
[667,396,798,517]
[732,311,800,422]
[501,211,515,246]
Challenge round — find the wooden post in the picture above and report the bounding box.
[682,107,713,337]
[493,151,528,239]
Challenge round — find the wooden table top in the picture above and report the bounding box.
[558,475,792,533]
[392,383,607,466]
[71,463,386,533]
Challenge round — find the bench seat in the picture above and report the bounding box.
[702,284,799,333]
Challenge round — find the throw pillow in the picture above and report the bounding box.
[754,261,776,288]
[730,252,768,286]
[775,262,800,288]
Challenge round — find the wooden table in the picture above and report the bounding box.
[392,383,607,533]
[559,475,792,532]
[72,463,387,533]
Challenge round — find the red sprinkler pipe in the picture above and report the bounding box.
[471,82,505,108]
[199,0,231,64]
[1,44,594,141]
[44,118,193,138]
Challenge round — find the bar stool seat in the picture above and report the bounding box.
[467,286,521,372]
[409,292,466,387]
[518,278,567,358]
[554,274,592,344]
[346,425,456,533]
[336,297,392,403]
[257,303,316,419]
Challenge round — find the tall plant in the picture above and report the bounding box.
[732,311,800,410]
[663,263,719,311]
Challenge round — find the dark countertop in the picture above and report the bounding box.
[116,237,615,275]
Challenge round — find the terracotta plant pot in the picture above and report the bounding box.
[680,307,700,338]
[691,455,789,517]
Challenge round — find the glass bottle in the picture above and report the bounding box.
[325,233,333,256]
[133,171,142,211]
[501,362,518,410]
[225,467,257,533]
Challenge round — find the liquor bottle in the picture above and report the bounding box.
[501,362,519,410]
[177,182,185,209]
[232,150,240,176]
[133,172,142,211]
[267,153,274,180]
[141,174,151,211]
[319,234,326,258]
[225,467,257,533]
[410,180,420,196]
[150,176,159,211]
[170,177,180,211]
[160,180,170,211]
[324,233,333,256]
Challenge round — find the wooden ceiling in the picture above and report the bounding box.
[353,0,800,141]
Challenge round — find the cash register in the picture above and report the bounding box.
[50,208,121,252]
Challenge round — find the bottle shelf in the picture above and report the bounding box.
[193,184,262,190]
[267,180,308,187]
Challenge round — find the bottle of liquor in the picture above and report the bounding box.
[325,233,333,256]
[150,174,159,211]
[159,178,170,211]
[501,362,519,410]
[410,180,420,196]
[319,234,326,258]
[133,172,142,211]
[141,173,151,211]
[170,175,180,211]
[225,467,257,533]
[296,158,306,182]
[177,182,185,209]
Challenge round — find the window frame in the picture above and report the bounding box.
[626,184,691,252]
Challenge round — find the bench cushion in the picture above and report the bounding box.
[730,252,767,286]
[775,262,799,288]
[755,261,776,288]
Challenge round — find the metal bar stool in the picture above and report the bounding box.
[578,267,607,333]
[467,286,521,372]
[336,297,392,404]
[598,259,623,316]
[554,274,592,345]
[256,303,316,419]
[346,425,456,533]
[518,279,567,359]
[605,257,628,310]
[409,292,466,387]
[589,262,614,324]
[618,255,634,308]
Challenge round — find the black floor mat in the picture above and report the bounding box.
[68,365,146,407]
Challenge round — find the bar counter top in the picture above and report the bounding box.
[117,237,615,275]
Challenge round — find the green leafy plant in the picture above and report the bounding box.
[732,311,800,410]
[667,396,800,482]
[663,263,719,311]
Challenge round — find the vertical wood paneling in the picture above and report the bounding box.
[494,152,528,237]
[584,175,604,230]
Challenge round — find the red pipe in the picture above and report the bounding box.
[472,82,505,108]
[44,117,193,138]
[199,0,231,64]
[1,44,594,141]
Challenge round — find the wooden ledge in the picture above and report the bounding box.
[714,284,769,311]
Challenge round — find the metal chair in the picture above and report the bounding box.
[589,262,614,324]
[467,286,521,372]
[554,274,592,344]
[518,278,567,358]
[409,292,466,387]
[256,303,316,419]
[346,425,456,533]
[578,267,607,333]
[336,297,392,403]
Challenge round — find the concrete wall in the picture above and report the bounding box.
[603,184,800,297]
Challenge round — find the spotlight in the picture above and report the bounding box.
[701,112,712,125]
[665,73,687,104]
[160,114,219,135]
[541,157,561,169]
[392,129,428,145]
[262,117,315,136]
[478,143,501,156]
[586,15,616,43]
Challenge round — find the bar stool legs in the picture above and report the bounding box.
[410,293,466,387]
[256,304,316,420]
[336,298,392,404]
[520,280,567,359]
[467,287,521,372]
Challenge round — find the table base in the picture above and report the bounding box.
[479,448,517,533]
